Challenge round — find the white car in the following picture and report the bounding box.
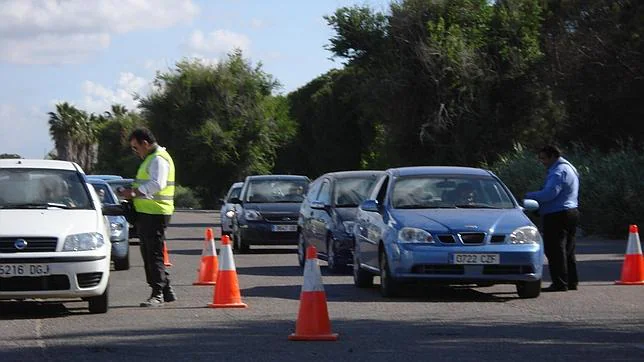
[220,182,243,235]
[0,159,122,314]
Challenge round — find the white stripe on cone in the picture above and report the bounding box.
[202,237,217,257]
[302,257,325,292]
[626,231,642,255]
[219,243,236,271]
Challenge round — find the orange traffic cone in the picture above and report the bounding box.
[207,235,248,308]
[288,245,338,341]
[163,240,172,267]
[193,228,219,285]
[615,224,644,285]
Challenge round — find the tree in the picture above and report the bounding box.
[139,51,296,205]
[48,102,101,172]
[93,104,143,177]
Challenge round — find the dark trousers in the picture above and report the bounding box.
[542,209,580,288]
[137,213,171,292]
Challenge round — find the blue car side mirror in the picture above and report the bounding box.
[522,199,539,212]
[360,199,379,212]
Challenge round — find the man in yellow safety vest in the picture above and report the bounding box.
[119,127,177,307]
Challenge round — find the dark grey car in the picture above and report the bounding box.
[296,170,384,272]
[230,175,310,253]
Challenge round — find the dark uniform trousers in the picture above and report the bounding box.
[542,208,580,288]
[137,213,171,292]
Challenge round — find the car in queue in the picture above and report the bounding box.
[297,170,384,272]
[230,175,310,253]
[0,159,124,313]
[352,166,543,298]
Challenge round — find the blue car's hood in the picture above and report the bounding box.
[244,202,301,214]
[391,208,533,234]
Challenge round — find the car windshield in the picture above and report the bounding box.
[90,183,117,205]
[0,168,92,209]
[245,179,308,203]
[391,175,515,209]
[334,177,380,207]
[107,179,133,201]
[228,186,242,201]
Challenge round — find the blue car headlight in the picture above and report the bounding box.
[63,232,105,251]
[244,209,262,221]
[509,226,541,244]
[398,227,435,243]
[110,222,125,238]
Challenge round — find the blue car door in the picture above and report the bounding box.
[359,176,389,268]
[311,179,331,252]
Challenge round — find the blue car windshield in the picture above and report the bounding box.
[392,176,515,209]
[90,183,117,205]
[335,177,380,207]
[245,180,308,203]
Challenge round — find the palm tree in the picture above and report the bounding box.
[48,102,100,172]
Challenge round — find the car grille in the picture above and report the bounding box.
[490,234,506,243]
[0,237,58,253]
[0,275,70,291]
[263,215,298,223]
[437,235,456,244]
[459,233,486,244]
[412,264,465,275]
[483,265,535,275]
[77,272,103,288]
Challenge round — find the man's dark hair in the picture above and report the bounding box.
[129,128,157,144]
[538,145,561,158]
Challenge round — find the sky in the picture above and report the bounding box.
[0,0,390,159]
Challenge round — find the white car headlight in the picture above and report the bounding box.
[225,210,236,218]
[509,226,541,244]
[63,232,105,251]
[244,209,262,221]
[398,227,435,243]
[342,221,355,236]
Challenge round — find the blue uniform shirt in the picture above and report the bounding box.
[525,157,579,215]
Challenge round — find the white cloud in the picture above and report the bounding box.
[0,0,199,64]
[0,104,53,158]
[185,30,251,55]
[80,72,150,113]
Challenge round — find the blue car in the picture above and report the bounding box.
[297,170,384,272]
[88,179,130,270]
[353,166,543,298]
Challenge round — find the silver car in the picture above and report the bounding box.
[220,182,243,235]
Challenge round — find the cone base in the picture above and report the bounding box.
[288,333,338,341]
[208,302,248,308]
[615,280,644,285]
[193,281,216,285]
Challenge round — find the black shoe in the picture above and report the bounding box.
[568,284,578,291]
[163,285,177,303]
[542,284,568,292]
[140,291,164,307]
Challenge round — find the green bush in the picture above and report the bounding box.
[174,185,202,209]
[485,143,644,238]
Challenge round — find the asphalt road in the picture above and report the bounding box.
[1,210,643,361]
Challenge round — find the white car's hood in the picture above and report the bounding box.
[0,209,100,238]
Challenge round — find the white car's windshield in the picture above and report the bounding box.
[392,176,515,209]
[245,180,308,203]
[0,168,92,209]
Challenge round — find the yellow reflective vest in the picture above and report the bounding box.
[132,147,175,215]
